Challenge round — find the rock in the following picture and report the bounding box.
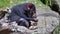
[29,26,38,30]
[30,21,37,26]
[0,8,59,34]
[36,8,59,34]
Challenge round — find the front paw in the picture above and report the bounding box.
[32,18,38,22]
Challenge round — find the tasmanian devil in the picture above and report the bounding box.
[8,3,38,28]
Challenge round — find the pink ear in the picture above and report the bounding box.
[27,4,32,7]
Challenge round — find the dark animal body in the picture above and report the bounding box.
[8,3,37,28]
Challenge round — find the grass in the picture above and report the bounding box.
[0,0,10,8]
[0,0,48,8]
[53,25,60,34]
[0,0,26,8]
